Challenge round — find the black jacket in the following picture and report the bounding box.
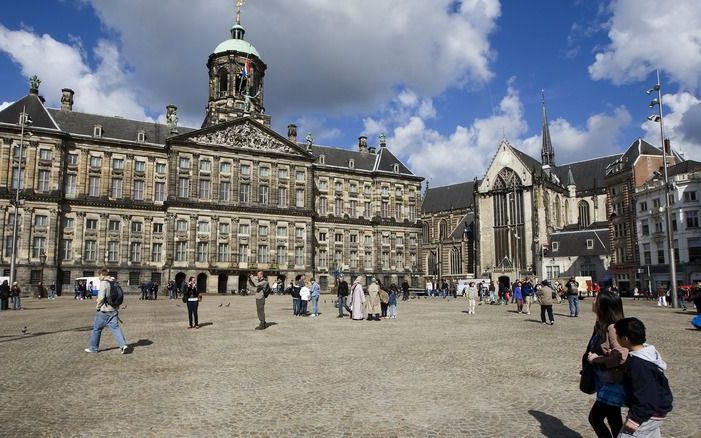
[338,281,349,297]
[623,354,673,424]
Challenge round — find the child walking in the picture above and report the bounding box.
[614,317,673,437]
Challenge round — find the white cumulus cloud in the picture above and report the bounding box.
[589,0,701,89]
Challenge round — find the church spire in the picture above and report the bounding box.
[541,89,555,166]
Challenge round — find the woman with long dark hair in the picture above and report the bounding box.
[584,291,626,437]
[183,276,200,329]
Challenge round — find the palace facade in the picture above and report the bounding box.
[0,13,422,293]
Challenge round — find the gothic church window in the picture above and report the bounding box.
[450,248,461,275]
[578,201,591,228]
[439,220,448,240]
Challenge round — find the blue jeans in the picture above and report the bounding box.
[11,295,21,310]
[312,295,319,315]
[88,311,127,351]
[338,296,350,316]
[568,295,579,316]
[292,298,301,315]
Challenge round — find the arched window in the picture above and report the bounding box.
[439,220,448,240]
[555,195,562,228]
[578,200,591,228]
[450,247,461,275]
[564,200,570,226]
[218,69,229,96]
[422,223,430,243]
[427,251,437,276]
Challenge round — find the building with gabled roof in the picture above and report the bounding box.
[0,8,422,293]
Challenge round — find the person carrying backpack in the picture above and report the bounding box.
[567,277,580,317]
[85,268,128,354]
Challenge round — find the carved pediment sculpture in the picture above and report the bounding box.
[186,121,297,155]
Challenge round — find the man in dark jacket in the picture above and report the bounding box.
[566,277,580,317]
[0,280,10,310]
[401,280,410,301]
[337,278,351,318]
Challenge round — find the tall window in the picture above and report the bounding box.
[37,170,50,192]
[492,168,525,270]
[578,201,591,228]
[319,198,327,215]
[130,242,142,262]
[88,176,100,197]
[335,198,342,216]
[175,241,187,261]
[197,242,208,262]
[32,237,46,258]
[178,178,189,198]
[218,243,229,262]
[295,189,305,208]
[295,247,304,265]
[381,201,389,218]
[65,174,77,195]
[319,250,327,268]
[349,200,357,217]
[62,240,72,260]
[439,220,448,240]
[278,187,287,207]
[108,241,119,262]
[240,183,250,204]
[450,248,461,275]
[133,180,145,201]
[154,182,165,202]
[276,246,287,265]
[219,181,230,202]
[257,245,268,264]
[151,243,162,262]
[199,180,210,200]
[364,202,372,218]
[218,68,229,95]
[364,252,372,270]
[111,178,123,198]
[84,240,97,261]
[258,185,269,204]
[239,244,249,263]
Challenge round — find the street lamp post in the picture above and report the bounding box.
[39,250,47,285]
[9,108,32,288]
[646,69,679,308]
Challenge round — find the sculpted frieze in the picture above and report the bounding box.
[186,122,296,155]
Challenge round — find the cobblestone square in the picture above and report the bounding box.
[0,295,699,437]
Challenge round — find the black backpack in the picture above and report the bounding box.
[105,280,124,307]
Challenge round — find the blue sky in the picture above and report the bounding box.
[1,0,700,186]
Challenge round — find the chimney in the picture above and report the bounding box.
[288,124,297,143]
[61,88,74,111]
[358,136,368,153]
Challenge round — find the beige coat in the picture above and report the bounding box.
[366,282,381,315]
[536,285,554,306]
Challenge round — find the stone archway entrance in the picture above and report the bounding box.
[218,273,228,294]
[238,274,248,294]
[175,272,187,288]
[197,273,207,293]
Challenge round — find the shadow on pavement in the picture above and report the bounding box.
[102,338,153,353]
[198,322,214,327]
[525,319,544,324]
[528,410,582,438]
[0,326,92,343]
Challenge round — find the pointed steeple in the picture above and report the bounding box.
[566,166,575,186]
[541,89,555,166]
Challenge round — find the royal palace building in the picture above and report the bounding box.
[0,12,422,294]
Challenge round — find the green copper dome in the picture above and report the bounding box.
[213,25,260,57]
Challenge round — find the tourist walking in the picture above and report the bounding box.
[567,277,580,317]
[85,269,129,354]
[311,278,320,317]
[584,291,626,438]
[466,282,477,314]
[337,278,351,317]
[387,284,398,319]
[536,281,555,325]
[514,281,524,313]
[379,284,389,318]
[249,271,271,329]
[10,282,21,310]
[35,281,47,299]
[300,280,311,316]
[292,275,302,316]
[522,279,534,315]
[401,280,410,301]
[657,287,668,307]
[0,280,10,311]
[183,277,200,329]
[350,277,365,320]
[366,278,381,321]
[488,281,496,304]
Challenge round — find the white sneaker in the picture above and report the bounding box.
[84,348,97,353]
[311,314,316,317]
[121,346,129,354]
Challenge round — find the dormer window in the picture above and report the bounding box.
[93,125,103,137]
[319,155,325,165]
[393,164,400,174]
[586,239,594,249]
[552,242,559,252]
[348,159,354,169]
[137,131,146,143]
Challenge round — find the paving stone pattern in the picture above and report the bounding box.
[0,295,699,437]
